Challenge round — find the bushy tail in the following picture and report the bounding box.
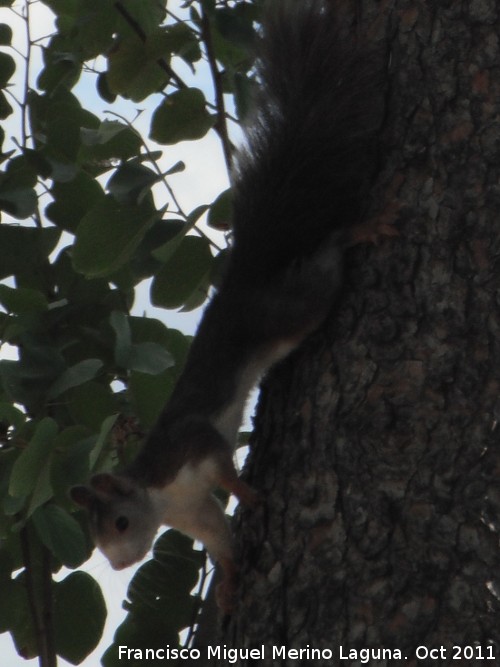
[231,0,387,278]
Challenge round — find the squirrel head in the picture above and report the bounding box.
[70,473,159,570]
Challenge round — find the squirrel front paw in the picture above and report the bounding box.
[231,478,262,508]
[219,468,262,508]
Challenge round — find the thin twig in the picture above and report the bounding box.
[114,1,237,161]
[200,7,234,176]
[184,553,211,649]
[165,7,193,31]
[41,545,56,667]
[16,1,43,228]
[21,0,32,148]
[104,110,224,252]
[113,1,188,90]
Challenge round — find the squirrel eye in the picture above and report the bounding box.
[115,516,129,533]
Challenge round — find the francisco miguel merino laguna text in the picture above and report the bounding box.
[118,645,405,663]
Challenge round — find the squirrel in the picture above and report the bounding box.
[71,0,394,611]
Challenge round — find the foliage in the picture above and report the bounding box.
[0,0,261,664]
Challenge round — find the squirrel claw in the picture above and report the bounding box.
[216,557,240,613]
[220,472,261,508]
[349,201,401,247]
[349,219,399,246]
[231,478,262,508]
[216,580,237,614]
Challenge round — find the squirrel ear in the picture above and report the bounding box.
[90,472,134,497]
[70,485,94,508]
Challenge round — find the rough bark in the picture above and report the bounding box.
[222,1,500,664]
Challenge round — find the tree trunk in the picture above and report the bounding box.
[222,1,500,663]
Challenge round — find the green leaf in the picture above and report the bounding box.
[72,1,116,60]
[0,23,13,45]
[151,235,212,309]
[18,343,65,380]
[23,148,52,179]
[116,0,167,37]
[0,51,15,87]
[150,88,214,145]
[107,162,160,205]
[106,529,205,654]
[151,206,208,263]
[211,27,249,72]
[45,101,82,161]
[80,119,131,145]
[89,413,118,470]
[110,310,132,367]
[0,343,65,410]
[0,402,25,430]
[127,320,188,425]
[0,90,13,119]
[32,504,88,567]
[9,418,58,499]
[53,248,100,298]
[2,493,25,517]
[165,160,185,175]
[128,315,179,348]
[119,218,186,283]
[37,40,81,93]
[210,246,230,289]
[153,529,205,569]
[96,72,116,103]
[179,280,210,312]
[198,0,215,14]
[0,225,61,281]
[187,203,211,226]
[215,5,258,49]
[50,426,94,497]
[9,573,37,659]
[27,456,53,517]
[47,359,104,399]
[45,173,104,233]
[161,22,202,65]
[130,370,175,427]
[233,70,256,120]
[101,615,177,667]
[73,195,158,277]
[80,120,142,163]
[208,187,233,230]
[0,185,37,219]
[151,222,187,263]
[128,342,174,374]
[54,572,107,664]
[0,579,24,633]
[68,382,118,431]
[106,34,169,102]
[0,284,48,314]
[40,157,77,184]
[127,530,201,619]
[5,153,38,188]
[42,0,78,15]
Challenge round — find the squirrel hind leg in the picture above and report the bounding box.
[216,556,240,613]
[215,452,261,508]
